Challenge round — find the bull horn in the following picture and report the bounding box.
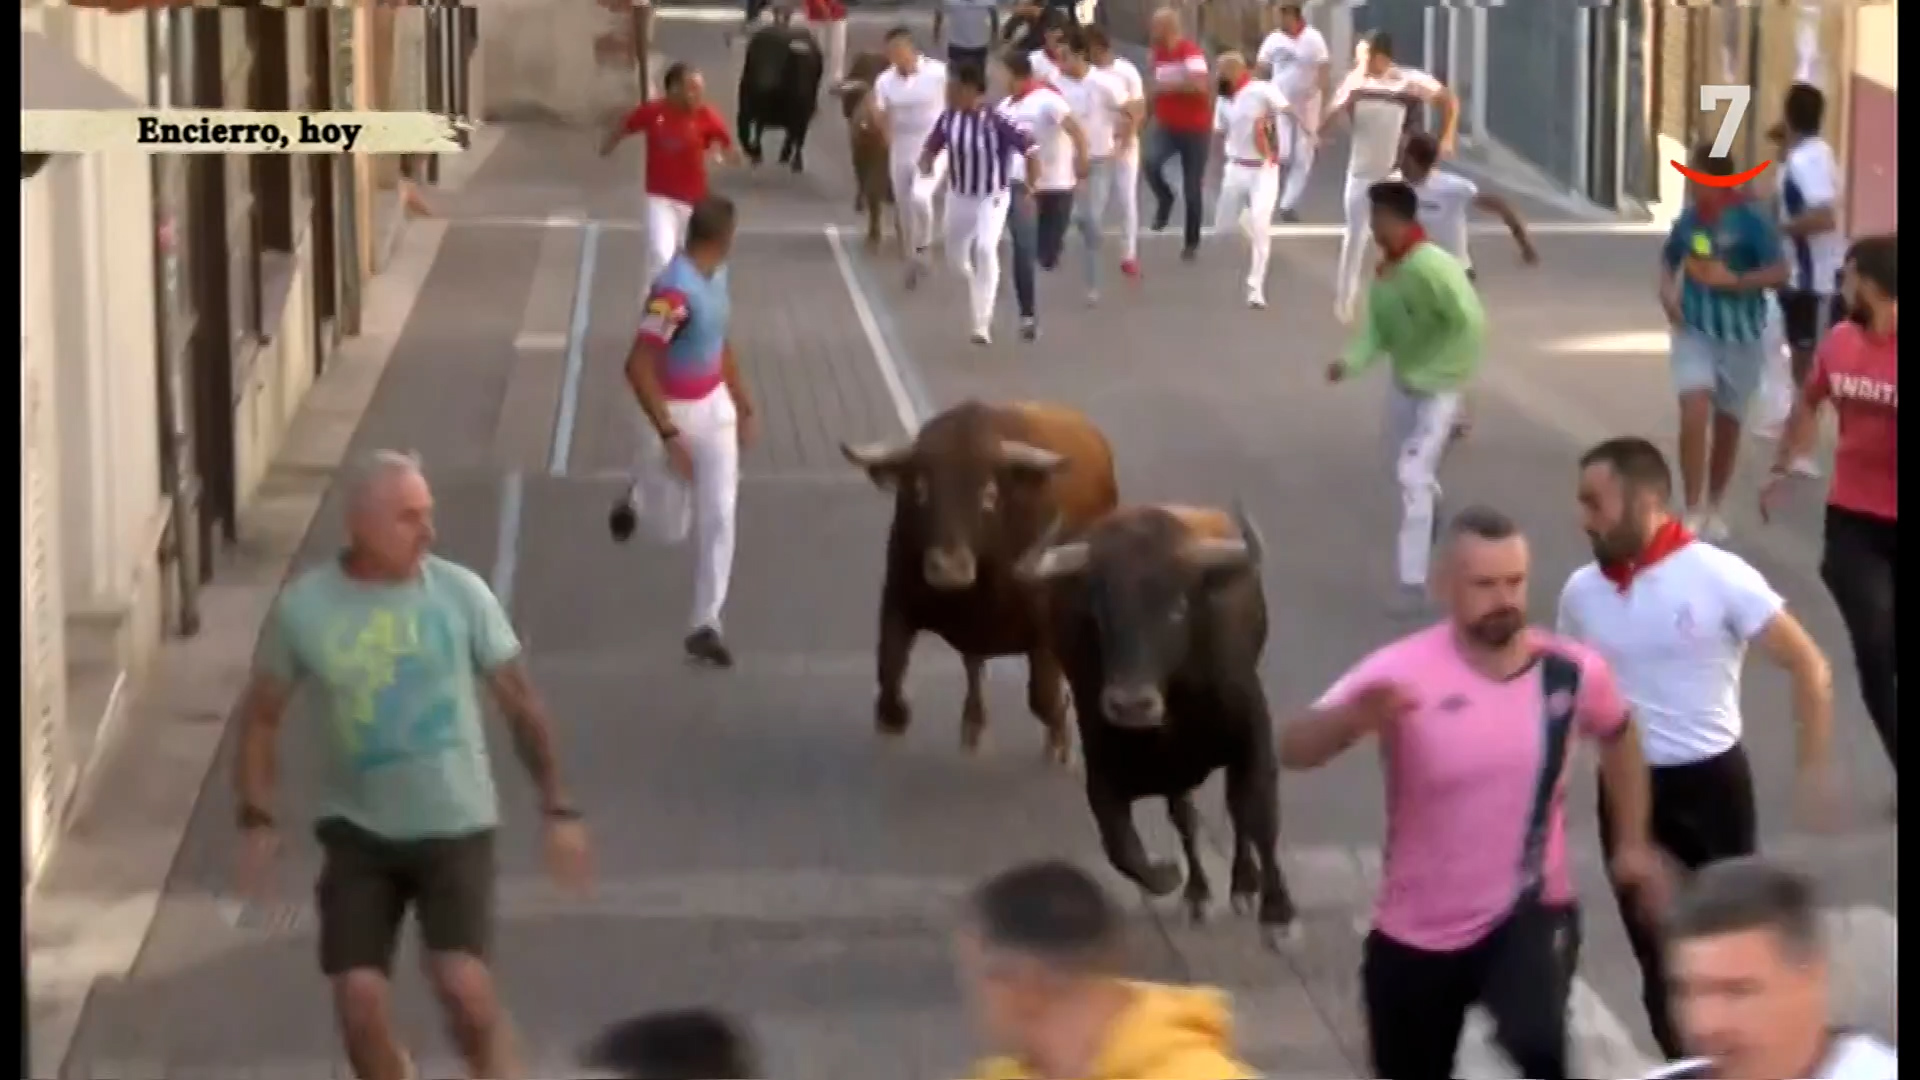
[1017,541,1092,582]
[1231,499,1265,567]
[998,440,1068,473]
[840,440,913,490]
[1183,537,1252,572]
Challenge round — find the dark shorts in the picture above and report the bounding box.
[947,44,989,70]
[315,817,496,976]
[1777,289,1845,352]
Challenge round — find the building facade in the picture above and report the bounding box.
[1846,4,1896,237]
[20,6,443,875]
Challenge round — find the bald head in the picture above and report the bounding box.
[343,450,435,577]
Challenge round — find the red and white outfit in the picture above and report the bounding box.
[1094,54,1145,264]
[621,99,732,286]
[1256,21,1329,215]
[1212,76,1289,306]
[1327,63,1444,321]
[802,0,848,85]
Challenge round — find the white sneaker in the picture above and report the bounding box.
[1086,289,1101,307]
[1700,510,1732,544]
[969,327,992,346]
[1334,301,1355,326]
[1247,289,1267,309]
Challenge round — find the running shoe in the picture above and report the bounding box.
[1019,317,1039,342]
[1120,257,1142,280]
[685,627,736,668]
[609,498,638,543]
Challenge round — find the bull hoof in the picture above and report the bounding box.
[1230,892,1258,917]
[1140,860,1183,898]
[875,698,910,737]
[1260,919,1304,952]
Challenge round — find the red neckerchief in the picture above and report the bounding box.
[1599,519,1695,592]
[1009,78,1047,102]
[1375,224,1429,274]
[1229,73,1251,94]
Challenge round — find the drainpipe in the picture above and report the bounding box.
[149,7,202,636]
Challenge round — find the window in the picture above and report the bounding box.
[250,7,295,253]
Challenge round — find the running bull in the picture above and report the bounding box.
[834,51,898,250]
[1018,503,1300,945]
[737,17,825,173]
[840,401,1119,764]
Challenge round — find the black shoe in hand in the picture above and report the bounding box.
[684,627,735,668]
[609,499,638,543]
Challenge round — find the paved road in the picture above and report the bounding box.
[58,15,1895,1079]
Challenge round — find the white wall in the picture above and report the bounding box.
[475,0,636,123]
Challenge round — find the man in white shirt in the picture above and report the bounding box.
[1255,3,1329,223]
[997,50,1087,341]
[1322,32,1456,324]
[1647,857,1898,1080]
[870,28,950,286]
[1211,52,1289,309]
[1056,34,1128,302]
[1558,436,1838,1061]
[1771,83,1846,478]
[1083,26,1146,279]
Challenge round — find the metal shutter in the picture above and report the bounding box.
[21,245,72,876]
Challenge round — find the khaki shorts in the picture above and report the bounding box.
[315,817,496,975]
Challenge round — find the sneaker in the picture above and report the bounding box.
[1278,208,1302,224]
[608,498,638,543]
[1151,201,1172,232]
[1699,510,1732,544]
[684,627,735,668]
[1334,301,1355,326]
[1085,289,1101,307]
[1120,257,1142,280]
[1019,317,1039,342]
[969,328,992,346]
[1180,244,1199,262]
[1246,289,1266,309]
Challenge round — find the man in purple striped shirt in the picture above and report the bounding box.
[921,61,1038,344]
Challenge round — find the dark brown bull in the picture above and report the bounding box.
[840,400,1119,764]
[834,51,898,251]
[1018,503,1299,946]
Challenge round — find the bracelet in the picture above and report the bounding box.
[657,426,682,442]
[237,804,275,830]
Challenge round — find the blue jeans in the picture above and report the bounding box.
[1073,159,1113,291]
[1143,126,1209,250]
[1006,182,1038,320]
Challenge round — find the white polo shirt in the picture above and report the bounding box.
[1556,542,1783,767]
[872,57,950,163]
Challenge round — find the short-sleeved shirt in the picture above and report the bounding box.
[1096,56,1145,156]
[940,0,996,51]
[1316,624,1628,951]
[1661,201,1783,342]
[1410,170,1479,267]
[638,252,732,401]
[1056,67,1126,158]
[1218,79,1288,164]
[1556,541,1783,767]
[998,83,1075,190]
[254,555,520,841]
[1805,321,1898,522]
[1256,25,1329,126]
[1332,64,1442,178]
[873,57,950,161]
[622,100,731,206]
[1149,38,1213,133]
[1779,136,1846,294]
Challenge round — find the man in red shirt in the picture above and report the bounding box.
[602,62,739,285]
[1761,234,1898,779]
[1140,7,1213,260]
[802,0,848,85]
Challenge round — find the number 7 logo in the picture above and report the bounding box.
[1671,84,1772,188]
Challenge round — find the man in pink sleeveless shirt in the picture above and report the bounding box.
[1279,505,1666,1080]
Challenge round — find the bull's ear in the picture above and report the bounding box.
[1016,541,1091,582]
[840,441,913,491]
[998,441,1068,476]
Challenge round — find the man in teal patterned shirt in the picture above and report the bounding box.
[233,450,593,1080]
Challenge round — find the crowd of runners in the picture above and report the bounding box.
[217,4,1898,1078]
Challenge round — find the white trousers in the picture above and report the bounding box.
[802,16,848,84]
[1214,161,1281,294]
[1279,114,1317,212]
[890,150,948,257]
[1335,171,1384,316]
[944,189,1012,334]
[1113,147,1141,260]
[644,194,694,288]
[630,386,741,632]
[1385,381,1461,589]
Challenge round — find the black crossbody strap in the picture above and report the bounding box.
[1516,651,1582,901]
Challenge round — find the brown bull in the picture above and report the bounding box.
[840,400,1119,763]
[833,51,898,250]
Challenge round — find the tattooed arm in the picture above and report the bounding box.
[487,659,572,814]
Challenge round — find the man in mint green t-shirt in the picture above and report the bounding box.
[232,450,592,1080]
[1326,178,1486,610]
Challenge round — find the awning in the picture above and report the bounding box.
[21,29,142,179]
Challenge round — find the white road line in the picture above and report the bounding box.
[449,215,1668,239]
[825,223,923,435]
[547,221,604,475]
[511,329,568,351]
[491,470,525,605]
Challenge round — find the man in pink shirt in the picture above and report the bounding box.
[1279,505,1665,1080]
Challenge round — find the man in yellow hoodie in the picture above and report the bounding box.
[957,859,1258,1080]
